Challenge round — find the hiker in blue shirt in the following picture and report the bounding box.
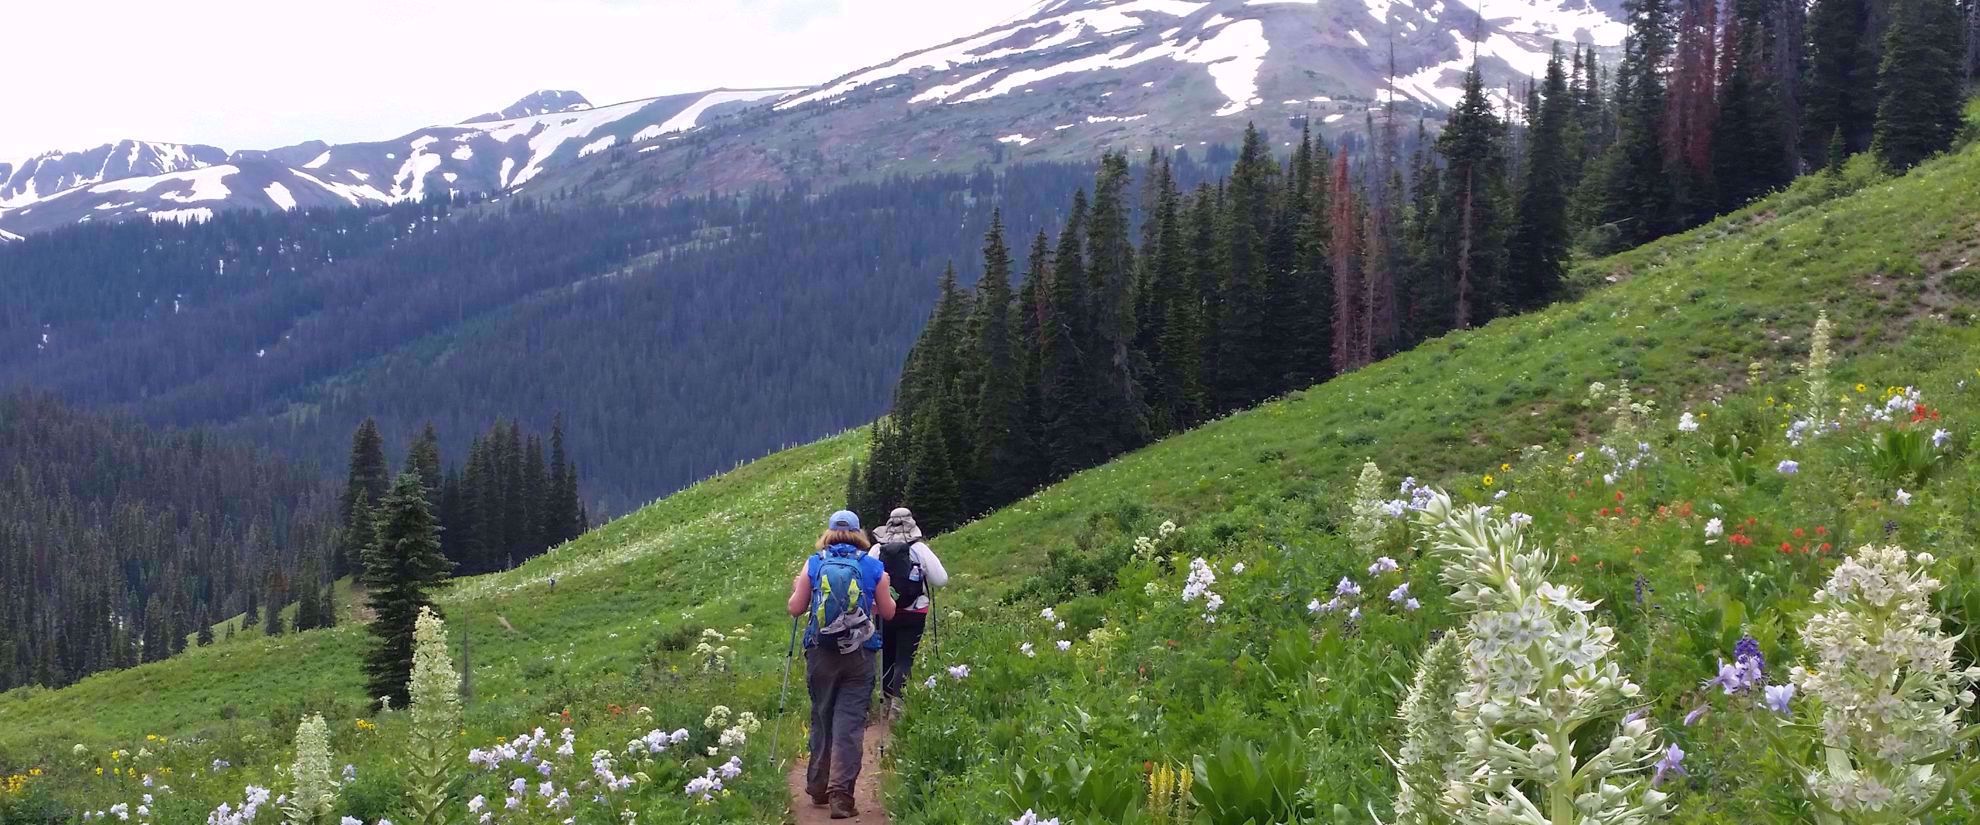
[786,509,895,819]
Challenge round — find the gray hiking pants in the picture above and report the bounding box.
[804,645,877,797]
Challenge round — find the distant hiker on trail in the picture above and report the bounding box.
[869,507,948,718]
[787,509,895,819]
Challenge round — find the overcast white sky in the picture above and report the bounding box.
[1,0,1040,162]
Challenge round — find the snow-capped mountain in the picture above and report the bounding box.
[528,0,1624,202]
[0,88,800,237]
[0,0,1626,237]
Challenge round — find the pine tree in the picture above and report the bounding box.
[263,572,288,637]
[1601,0,1678,248]
[405,424,443,505]
[337,419,390,579]
[844,459,866,516]
[1437,68,1513,328]
[362,473,453,709]
[1084,152,1151,455]
[547,418,582,545]
[903,401,964,536]
[1713,9,1795,210]
[321,582,339,629]
[1506,47,1574,312]
[1872,0,1966,171]
[243,588,260,630]
[1804,0,1878,160]
[1040,193,1098,479]
[1290,139,1335,390]
[196,613,215,647]
[967,212,1031,512]
[1141,160,1198,435]
[1213,126,1277,411]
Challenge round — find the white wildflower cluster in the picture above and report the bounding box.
[407,607,461,737]
[693,627,742,673]
[1862,387,1924,424]
[1412,490,1672,824]
[683,756,742,803]
[1389,634,1466,825]
[1012,811,1062,825]
[1180,557,1223,623]
[624,728,692,757]
[282,714,336,825]
[1677,411,1700,433]
[204,786,273,825]
[1347,462,1393,554]
[1800,311,1836,428]
[1134,520,1181,560]
[1790,545,1980,820]
[404,608,461,825]
[715,711,760,754]
[1589,380,1655,448]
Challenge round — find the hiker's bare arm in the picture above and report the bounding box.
[875,573,897,621]
[787,572,810,616]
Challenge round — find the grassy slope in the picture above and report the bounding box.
[4,133,1979,819]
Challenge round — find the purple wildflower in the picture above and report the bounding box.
[1652,744,1687,787]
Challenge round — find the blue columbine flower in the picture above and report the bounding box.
[1652,744,1687,787]
[1764,683,1796,714]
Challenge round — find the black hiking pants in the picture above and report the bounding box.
[880,613,927,699]
[804,645,877,797]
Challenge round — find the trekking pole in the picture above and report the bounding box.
[768,615,800,770]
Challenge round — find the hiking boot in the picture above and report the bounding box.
[829,792,859,819]
[807,781,829,806]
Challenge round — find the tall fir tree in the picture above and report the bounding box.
[1040,192,1099,479]
[1601,0,1679,247]
[1506,47,1574,312]
[903,400,964,536]
[967,211,1033,512]
[1804,0,1879,161]
[362,472,452,709]
[1872,0,1967,171]
[1084,152,1152,454]
[1213,126,1277,411]
[405,424,443,504]
[337,419,390,579]
[1436,68,1513,329]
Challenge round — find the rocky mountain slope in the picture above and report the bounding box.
[0,0,1624,237]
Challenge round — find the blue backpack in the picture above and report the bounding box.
[809,549,875,653]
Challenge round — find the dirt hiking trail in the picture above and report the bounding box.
[787,715,892,824]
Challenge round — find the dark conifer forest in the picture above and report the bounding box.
[0,393,339,691]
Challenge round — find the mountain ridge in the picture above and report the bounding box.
[0,0,1626,238]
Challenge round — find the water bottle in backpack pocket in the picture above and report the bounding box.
[810,551,875,653]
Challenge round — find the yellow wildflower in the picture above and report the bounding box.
[1482,474,1497,488]
[1856,383,1867,393]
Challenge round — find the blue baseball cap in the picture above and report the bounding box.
[828,510,861,532]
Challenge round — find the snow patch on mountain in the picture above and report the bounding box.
[578,135,617,157]
[264,182,297,211]
[0,227,20,242]
[634,89,802,141]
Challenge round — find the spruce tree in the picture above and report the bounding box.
[1213,126,1276,411]
[337,419,390,579]
[903,402,964,536]
[1601,0,1678,247]
[1713,13,1795,210]
[1872,0,1966,171]
[1804,0,1878,160]
[1040,193,1098,479]
[362,472,453,709]
[243,589,260,630]
[321,582,339,629]
[1084,153,1152,456]
[968,212,1031,512]
[1506,47,1574,312]
[1289,139,1335,390]
[1437,68,1513,328]
[1141,161,1195,435]
[196,614,215,647]
[405,424,443,504]
[263,575,287,637]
